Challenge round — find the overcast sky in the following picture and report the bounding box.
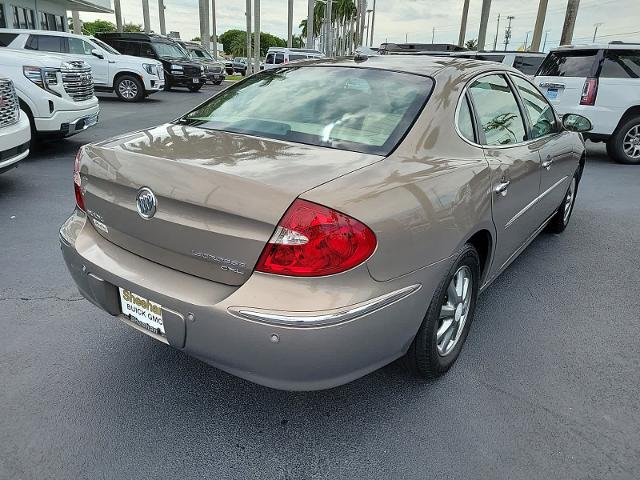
[79,0,640,52]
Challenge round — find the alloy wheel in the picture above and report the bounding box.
[437,265,472,356]
[622,124,640,159]
[118,79,138,100]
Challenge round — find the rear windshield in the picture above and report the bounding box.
[513,55,545,75]
[178,66,433,155]
[537,50,598,77]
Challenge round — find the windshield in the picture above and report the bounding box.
[178,66,433,155]
[153,42,188,59]
[91,37,120,55]
[190,47,213,60]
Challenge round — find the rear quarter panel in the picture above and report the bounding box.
[302,67,495,282]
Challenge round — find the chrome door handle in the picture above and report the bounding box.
[495,180,510,196]
[542,159,553,170]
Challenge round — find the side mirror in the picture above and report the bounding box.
[562,113,592,133]
[91,49,104,60]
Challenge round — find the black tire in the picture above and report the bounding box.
[607,115,640,165]
[163,79,172,91]
[188,83,203,92]
[214,80,223,85]
[114,75,144,102]
[241,70,246,76]
[406,244,480,379]
[546,173,578,234]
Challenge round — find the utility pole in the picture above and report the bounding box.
[359,0,367,47]
[287,0,293,48]
[211,0,217,58]
[364,9,372,50]
[254,0,260,73]
[543,30,549,51]
[142,0,150,33]
[477,0,492,51]
[114,0,123,32]
[369,0,376,47]
[458,0,470,47]
[493,13,500,50]
[199,0,210,50]
[246,0,252,74]
[593,22,603,42]
[158,0,166,35]
[71,11,81,34]
[560,0,580,46]
[306,0,314,49]
[503,15,514,51]
[325,0,333,55]
[530,0,548,52]
[432,27,435,44]
[524,31,531,50]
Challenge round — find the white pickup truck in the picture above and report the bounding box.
[0,48,99,138]
[1,29,164,102]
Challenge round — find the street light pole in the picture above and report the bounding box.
[531,0,548,52]
[114,0,123,32]
[493,13,500,50]
[253,0,260,74]
[246,0,252,74]
[158,0,166,35]
[306,0,314,48]
[524,31,531,50]
[477,0,492,51]
[369,0,376,47]
[458,0,470,47]
[287,0,293,48]
[142,0,150,33]
[211,0,217,58]
[543,30,549,51]
[593,22,603,42]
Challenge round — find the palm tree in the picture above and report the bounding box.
[300,0,359,55]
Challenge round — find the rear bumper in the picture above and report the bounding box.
[59,209,432,390]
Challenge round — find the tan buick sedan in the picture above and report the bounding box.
[60,56,591,390]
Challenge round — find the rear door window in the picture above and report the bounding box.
[513,56,545,75]
[537,50,599,77]
[123,42,141,57]
[289,54,307,62]
[25,34,64,53]
[600,50,640,78]
[468,74,527,146]
[68,37,94,55]
[275,53,285,64]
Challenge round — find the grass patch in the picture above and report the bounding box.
[225,75,244,81]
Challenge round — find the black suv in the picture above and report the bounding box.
[96,32,206,92]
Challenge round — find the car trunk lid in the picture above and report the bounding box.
[81,124,382,286]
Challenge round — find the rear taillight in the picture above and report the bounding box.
[255,199,377,277]
[580,77,598,105]
[73,148,85,212]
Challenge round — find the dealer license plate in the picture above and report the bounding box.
[545,88,558,100]
[119,288,164,336]
[192,78,200,84]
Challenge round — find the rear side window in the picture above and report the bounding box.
[179,67,434,155]
[275,53,285,64]
[537,50,598,77]
[513,56,545,75]
[600,50,640,79]
[122,42,141,57]
[68,37,94,55]
[26,34,64,53]
[289,54,307,61]
[477,54,505,62]
[0,32,17,46]
[468,74,527,146]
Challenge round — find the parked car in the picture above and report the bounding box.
[175,41,225,85]
[0,29,164,102]
[0,48,99,138]
[535,42,640,164]
[96,32,206,92]
[0,78,30,174]
[60,57,591,390]
[263,47,324,70]
[223,58,234,75]
[232,57,248,76]
[450,51,547,76]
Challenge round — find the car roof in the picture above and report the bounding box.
[300,55,520,78]
[552,42,640,51]
[0,28,88,39]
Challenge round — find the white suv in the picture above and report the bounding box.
[0,78,30,174]
[1,29,164,102]
[0,48,99,137]
[535,43,640,164]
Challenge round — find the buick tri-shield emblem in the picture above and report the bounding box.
[136,187,157,219]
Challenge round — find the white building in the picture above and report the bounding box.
[0,0,111,31]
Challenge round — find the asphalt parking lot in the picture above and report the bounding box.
[1,84,639,479]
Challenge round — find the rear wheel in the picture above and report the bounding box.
[163,79,172,91]
[546,174,578,233]
[114,75,144,102]
[607,115,640,165]
[406,244,480,379]
[188,83,203,92]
